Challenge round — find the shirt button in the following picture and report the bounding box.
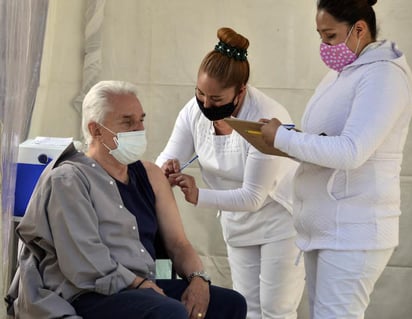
[119,205,123,209]
[140,249,145,253]
[91,163,96,167]
[132,226,136,230]
[109,180,114,185]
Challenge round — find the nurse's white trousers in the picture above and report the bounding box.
[304,248,394,319]
[227,237,305,319]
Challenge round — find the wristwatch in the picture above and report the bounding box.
[187,271,211,285]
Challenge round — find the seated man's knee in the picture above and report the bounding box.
[226,289,247,318]
[208,286,247,319]
[153,298,188,319]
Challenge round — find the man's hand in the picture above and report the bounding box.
[181,278,210,319]
[130,277,165,295]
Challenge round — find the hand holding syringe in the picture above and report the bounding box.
[179,154,199,171]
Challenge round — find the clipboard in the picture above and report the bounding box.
[224,118,291,157]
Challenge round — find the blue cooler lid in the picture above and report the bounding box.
[14,163,49,217]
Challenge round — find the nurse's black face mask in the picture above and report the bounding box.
[195,89,238,121]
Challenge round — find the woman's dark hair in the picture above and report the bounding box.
[198,27,250,92]
[317,0,378,40]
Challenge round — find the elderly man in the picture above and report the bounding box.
[9,81,246,319]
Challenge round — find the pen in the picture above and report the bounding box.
[245,124,295,136]
[179,154,199,171]
[282,124,295,130]
[245,130,262,135]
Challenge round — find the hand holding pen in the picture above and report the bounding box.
[260,118,286,147]
[245,123,295,136]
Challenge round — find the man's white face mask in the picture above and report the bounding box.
[99,124,147,165]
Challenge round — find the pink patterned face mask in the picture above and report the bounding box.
[320,26,359,72]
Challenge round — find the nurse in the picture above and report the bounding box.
[261,1,412,318]
[156,27,305,319]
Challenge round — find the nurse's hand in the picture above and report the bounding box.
[160,159,180,186]
[260,118,282,147]
[172,173,199,205]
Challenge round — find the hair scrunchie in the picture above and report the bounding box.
[214,41,248,61]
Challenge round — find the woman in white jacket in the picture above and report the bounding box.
[156,27,305,319]
[261,1,412,318]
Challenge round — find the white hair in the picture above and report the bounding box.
[81,80,139,144]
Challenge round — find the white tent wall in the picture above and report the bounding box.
[15,0,411,318]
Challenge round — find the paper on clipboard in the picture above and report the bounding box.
[224,118,291,157]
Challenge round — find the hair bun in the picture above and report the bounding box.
[217,27,249,51]
[368,0,377,6]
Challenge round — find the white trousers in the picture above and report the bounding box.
[304,248,394,319]
[227,237,305,319]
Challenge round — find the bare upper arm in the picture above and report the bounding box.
[141,161,189,250]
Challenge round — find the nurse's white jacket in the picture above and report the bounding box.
[157,86,299,247]
[275,40,412,251]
